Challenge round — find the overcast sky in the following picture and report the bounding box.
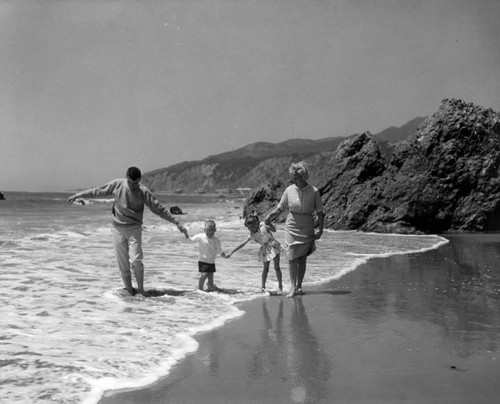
[1,0,499,192]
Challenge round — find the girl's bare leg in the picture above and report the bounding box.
[261,261,270,290]
[274,255,283,292]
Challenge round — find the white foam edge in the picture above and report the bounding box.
[305,235,449,287]
[84,332,199,404]
[87,294,245,404]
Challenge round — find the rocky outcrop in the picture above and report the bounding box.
[0,192,5,200]
[242,181,287,221]
[317,132,387,230]
[244,99,500,234]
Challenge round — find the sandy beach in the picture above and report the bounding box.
[99,233,500,404]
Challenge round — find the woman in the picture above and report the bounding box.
[266,161,324,297]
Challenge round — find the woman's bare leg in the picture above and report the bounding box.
[297,255,307,294]
[287,258,298,297]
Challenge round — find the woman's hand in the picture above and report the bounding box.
[265,208,281,224]
[314,229,323,240]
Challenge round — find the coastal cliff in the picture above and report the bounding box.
[245,99,500,234]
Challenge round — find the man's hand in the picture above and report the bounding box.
[67,195,77,204]
[178,225,189,239]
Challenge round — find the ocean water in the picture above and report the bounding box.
[0,192,448,404]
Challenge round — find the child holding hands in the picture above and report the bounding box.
[189,220,228,291]
[228,215,283,294]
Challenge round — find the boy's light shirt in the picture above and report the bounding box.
[190,233,223,264]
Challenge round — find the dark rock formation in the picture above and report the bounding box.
[362,98,500,233]
[0,192,5,200]
[170,206,184,215]
[318,132,387,230]
[242,180,287,221]
[244,99,500,234]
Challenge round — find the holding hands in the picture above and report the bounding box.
[177,224,189,239]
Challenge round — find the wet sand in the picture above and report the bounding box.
[99,233,500,404]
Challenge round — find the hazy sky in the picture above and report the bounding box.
[2,0,499,192]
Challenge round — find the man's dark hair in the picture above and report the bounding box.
[126,167,142,181]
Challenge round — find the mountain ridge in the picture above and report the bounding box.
[142,117,425,193]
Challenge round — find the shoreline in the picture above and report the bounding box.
[98,233,500,404]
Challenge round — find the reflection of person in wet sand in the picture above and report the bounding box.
[247,298,331,403]
[286,298,332,403]
[248,299,285,379]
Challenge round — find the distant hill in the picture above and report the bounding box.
[142,117,426,193]
[373,117,425,143]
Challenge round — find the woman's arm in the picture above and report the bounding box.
[266,187,288,224]
[265,221,277,232]
[315,212,324,240]
[265,207,282,224]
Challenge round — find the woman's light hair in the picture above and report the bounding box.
[289,161,309,181]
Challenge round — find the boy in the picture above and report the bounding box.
[189,220,228,291]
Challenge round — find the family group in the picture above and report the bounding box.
[67,162,324,298]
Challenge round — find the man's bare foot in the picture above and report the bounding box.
[207,285,221,292]
[124,287,136,296]
[297,288,305,295]
[287,288,297,298]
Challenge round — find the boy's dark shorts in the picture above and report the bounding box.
[198,261,216,273]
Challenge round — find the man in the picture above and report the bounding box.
[67,166,188,296]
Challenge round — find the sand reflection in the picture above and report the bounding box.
[248,297,332,403]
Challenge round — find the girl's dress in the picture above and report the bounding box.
[250,222,283,262]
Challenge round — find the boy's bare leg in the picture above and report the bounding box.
[198,273,208,290]
[207,273,219,291]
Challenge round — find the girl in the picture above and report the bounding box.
[229,215,283,293]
